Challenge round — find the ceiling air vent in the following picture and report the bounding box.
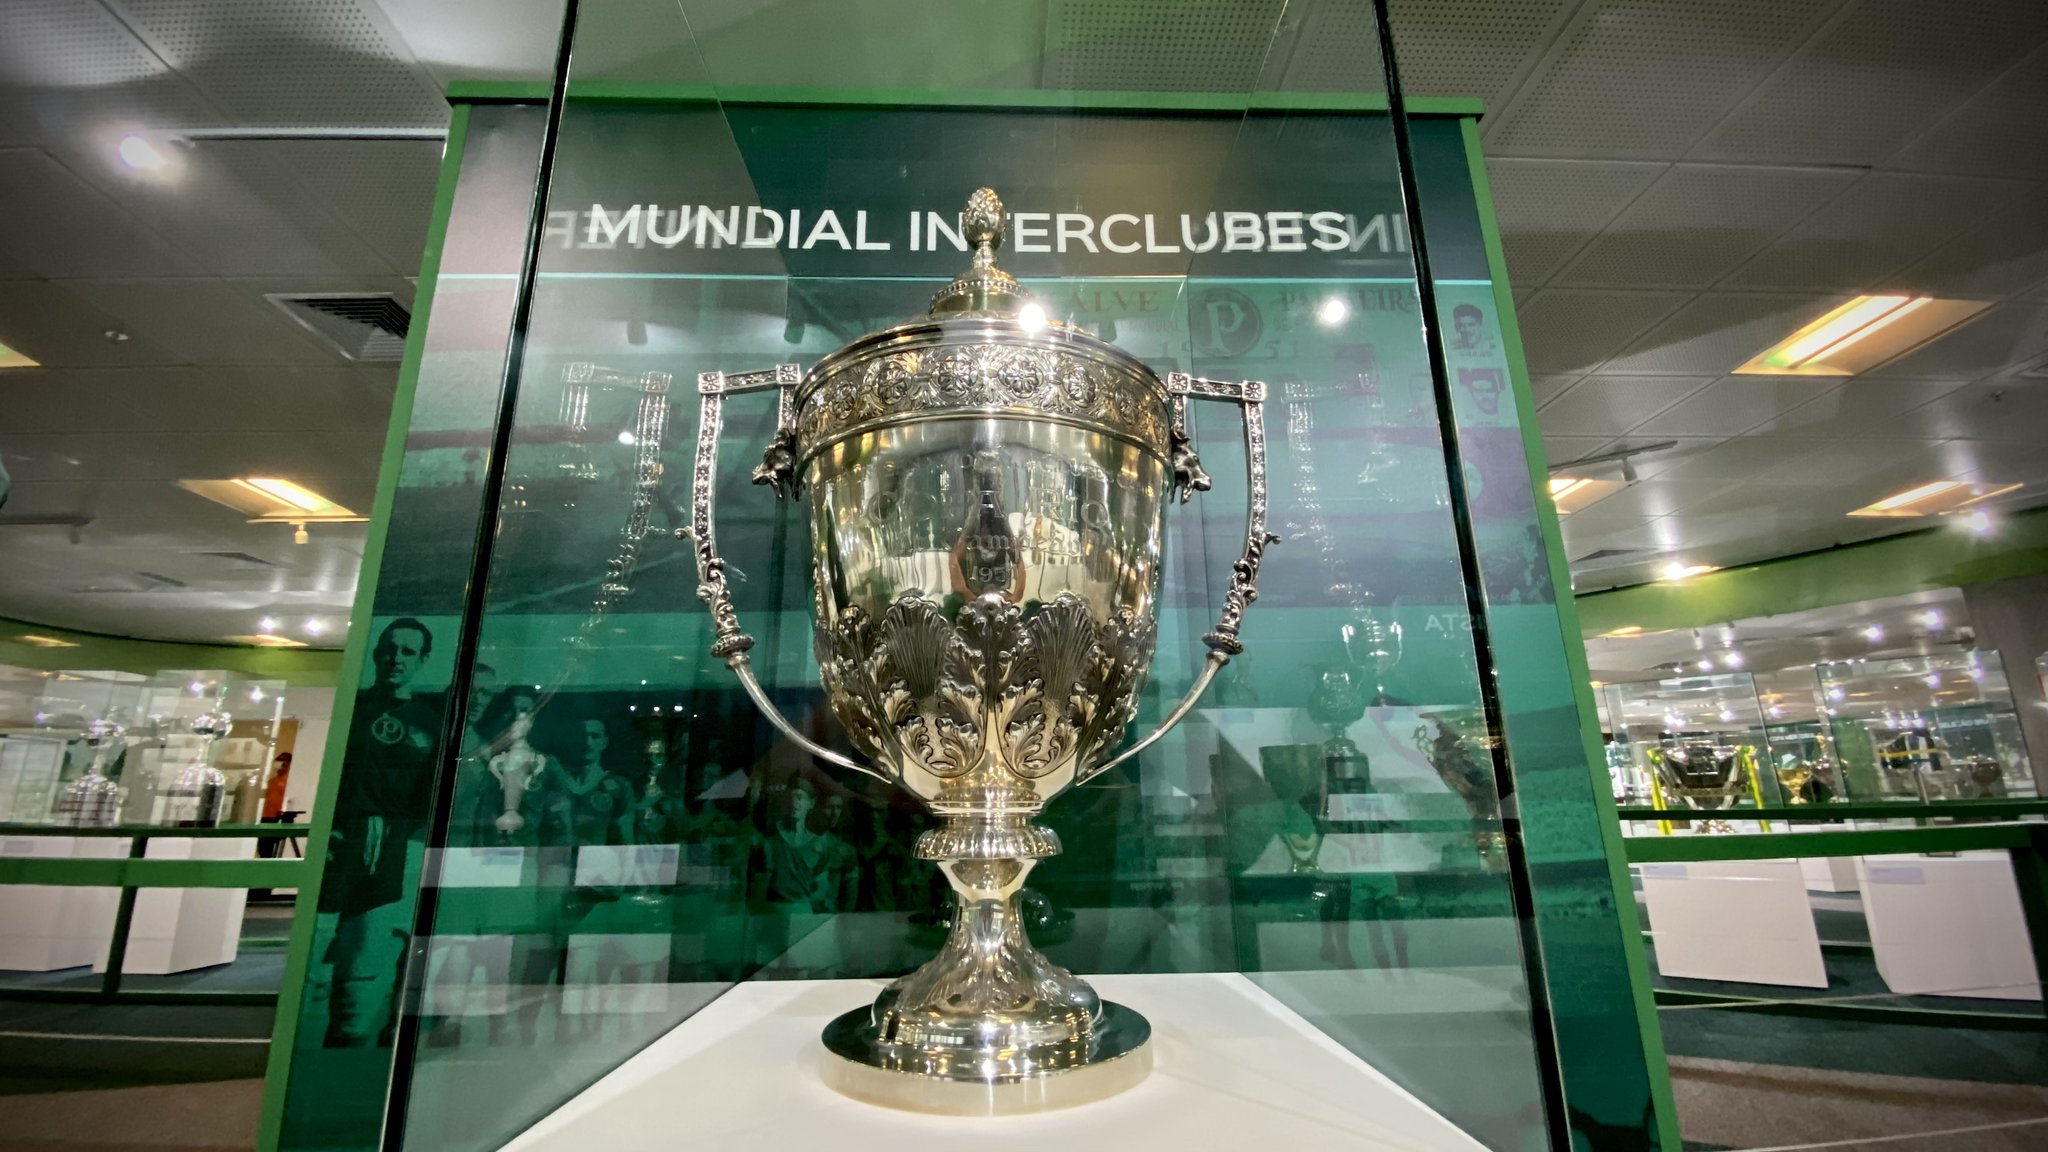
[267,293,411,362]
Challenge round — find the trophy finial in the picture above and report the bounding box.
[931,186,1026,315]
[963,187,1005,262]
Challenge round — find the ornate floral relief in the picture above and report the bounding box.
[794,346,1168,457]
[816,591,1156,788]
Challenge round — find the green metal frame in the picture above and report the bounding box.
[1460,116,1684,1150]
[0,826,310,1006]
[445,78,1484,114]
[254,103,476,1152]
[1617,799,2048,824]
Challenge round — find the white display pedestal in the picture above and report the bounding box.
[0,835,123,971]
[1858,852,2043,1002]
[502,973,1490,1152]
[1639,859,1827,988]
[91,836,254,975]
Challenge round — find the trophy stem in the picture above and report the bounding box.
[819,814,1152,1114]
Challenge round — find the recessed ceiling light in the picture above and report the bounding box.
[1316,295,1349,327]
[178,477,364,524]
[18,634,79,648]
[258,616,278,632]
[1848,480,2020,518]
[0,339,39,369]
[304,618,325,635]
[1548,476,1624,515]
[1955,509,1997,537]
[1919,610,1943,629]
[1734,295,1992,377]
[1722,650,1744,668]
[118,133,168,171]
[1863,625,1884,642]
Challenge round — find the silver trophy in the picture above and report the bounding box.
[689,189,1273,1113]
[1648,740,1754,833]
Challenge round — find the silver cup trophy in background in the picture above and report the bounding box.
[688,189,1274,1113]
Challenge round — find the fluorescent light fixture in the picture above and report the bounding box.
[178,478,364,524]
[1660,561,1718,582]
[224,633,308,648]
[118,133,168,171]
[0,340,39,369]
[1848,480,2020,518]
[237,477,333,513]
[1600,625,1645,638]
[1548,475,1624,515]
[1735,295,1992,377]
[18,634,79,648]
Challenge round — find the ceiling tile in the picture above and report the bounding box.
[1690,0,2048,167]
[1627,434,1802,483]
[0,1,226,146]
[1886,187,2048,300]
[1864,302,2048,381]
[1723,173,2025,291]
[100,140,396,277]
[1552,165,1858,288]
[1747,378,1966,436]
[1935,437,2048,485]
[1599,292,1845,376]
[62,278,335,367]
[1384,0,1578,113]
[107,0,446,128]
[1751,435,1955,490]
[1528,373,1582,407]
[0,428,383,484]
[1488,0,1840,159]
[0,147,198,277]
[1634,375,1842,436]
[0,365,394,435]
[1515,288,1692,374]
[265,139,442,273]
[1484,158,1666,284]
[1536,375,1713,438]
[1886,42,2048,180]
[355,0,562,86]
[0,280,181,367]
[1903,379,2048,442]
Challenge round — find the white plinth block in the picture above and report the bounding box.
[1858,853,2042,1001]
[1640,859,1828,988]
[501,973,1492,1152]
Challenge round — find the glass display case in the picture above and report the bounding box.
[1818,651,2035,802]
[268,4,1670,1151]
[0,666,287,828]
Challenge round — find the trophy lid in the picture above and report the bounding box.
[929,188,1031,317]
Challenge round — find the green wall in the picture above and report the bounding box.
[0,614,344,685]
[1575,506,2048,636]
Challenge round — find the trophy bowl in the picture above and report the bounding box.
[687,189,1273,1114]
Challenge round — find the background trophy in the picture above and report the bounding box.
[1648,740,1756,833]
[688,189,1274,1113]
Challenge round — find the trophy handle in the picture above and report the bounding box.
[1084,373,1277,782]
[688,367,887,783]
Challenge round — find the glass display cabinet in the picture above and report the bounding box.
[264,3,1672,1151]
[1818,652,2035,803]
[1599,674,1775,832]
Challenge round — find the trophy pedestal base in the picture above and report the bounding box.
[820,1001,1152,1115]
